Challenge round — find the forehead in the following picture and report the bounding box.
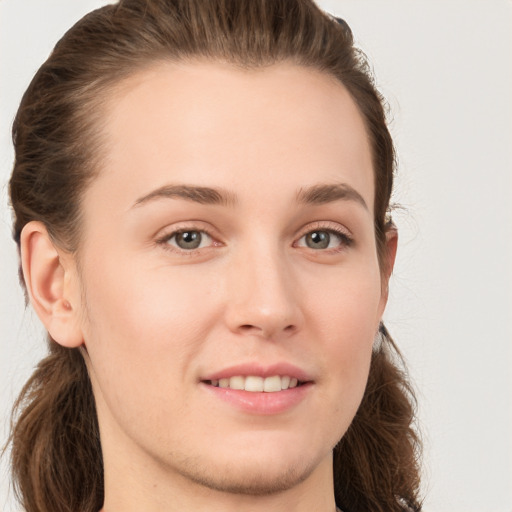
[90,61,374,212]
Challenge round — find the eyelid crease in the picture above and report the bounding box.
[154,220,218,240]
[295,220,353,239]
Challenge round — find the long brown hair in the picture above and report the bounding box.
[7,1,422,510]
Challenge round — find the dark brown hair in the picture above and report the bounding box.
[7,1,421,511]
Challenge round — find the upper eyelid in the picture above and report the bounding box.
[295,220,353,238]
[155,221,218,240]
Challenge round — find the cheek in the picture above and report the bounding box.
[82,256,218,346]
[78,258,221,408]
[78,262,223,450]
[305,259,383,342]
[304,263,382,410]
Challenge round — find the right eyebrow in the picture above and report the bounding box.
[132,184,237,208]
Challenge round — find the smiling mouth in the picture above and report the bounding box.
[205,375,305,392]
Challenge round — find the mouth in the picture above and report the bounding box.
[200,364,313,414]
[204,375,305,392]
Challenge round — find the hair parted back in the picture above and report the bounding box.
[7,1,422,511]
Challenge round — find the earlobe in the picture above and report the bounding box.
[20,221,83,348]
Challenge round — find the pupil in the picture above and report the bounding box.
[307,231,330,249]
[177,231,201,249]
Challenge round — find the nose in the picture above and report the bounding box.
[223,246,303,341]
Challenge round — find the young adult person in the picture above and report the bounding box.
[6,0,422,511]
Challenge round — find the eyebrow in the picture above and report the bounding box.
[296,183,368,210]
[132,182,367,210]
[133,184,237,208]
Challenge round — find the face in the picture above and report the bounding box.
[73,61,389,496]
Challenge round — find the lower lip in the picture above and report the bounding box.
[201,382,312,415]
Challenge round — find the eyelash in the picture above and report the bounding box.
[156,222,354,255]
[295,223,354,253]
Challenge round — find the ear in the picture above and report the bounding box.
[20,221,83,348]
[383,225,398,284]
[378,226,398,315]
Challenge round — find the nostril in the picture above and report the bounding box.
[236,323,296,338]
[283,325,298,337]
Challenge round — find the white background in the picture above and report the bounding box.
[1,1,511,511]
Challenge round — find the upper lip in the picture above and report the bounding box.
[201,362,314,383]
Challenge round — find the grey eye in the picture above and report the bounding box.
[297,229,351,251]
[172,231,206,250]
[304,231,331,249]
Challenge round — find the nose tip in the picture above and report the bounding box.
[224,254,303,341]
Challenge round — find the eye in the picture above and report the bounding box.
[296,228,352,251]
[162,230,213,251]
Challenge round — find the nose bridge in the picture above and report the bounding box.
[224,235,302,338]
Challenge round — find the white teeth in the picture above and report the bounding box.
[229,376,245,390]
[210,375,302,392]
[263,375,282,392]
[245,376,264,392]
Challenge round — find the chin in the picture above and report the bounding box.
[158,427,335,497]
[172,453,319,496]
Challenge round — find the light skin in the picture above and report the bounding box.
[21,61,397,512]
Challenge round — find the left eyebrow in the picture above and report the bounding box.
[296,183,368,210]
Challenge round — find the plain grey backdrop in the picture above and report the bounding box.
[1,1,511,510]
